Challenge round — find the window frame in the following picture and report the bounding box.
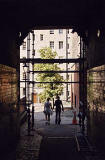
[40,34,43,41]
[22,42,26,50]
[50,30,54,34]
[59,29,63,34]
[50,41,54,49]
[59,41,63,49]
[23,88,25,96]
[67,43,69,49]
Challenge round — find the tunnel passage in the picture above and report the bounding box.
[1,0,105,157]
[1,28,105,155]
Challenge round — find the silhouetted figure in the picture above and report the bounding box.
[78,109,82,127]
[54,96,64,125]
[44,98,52,125]
[78,101,86,134]
[81,109,86,134]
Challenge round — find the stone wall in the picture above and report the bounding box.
[0,27,20,155]
[87,29,105,69]
[87,64,105,151]
[0,64,19,154]
[0,64,18,103]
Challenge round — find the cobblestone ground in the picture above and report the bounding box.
[3,105,104,160]
[34,106,85,160]
[3,121,42,160]
[15,124,42,160]
[3,106,81,160]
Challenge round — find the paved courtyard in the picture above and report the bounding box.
[3,104,104,160]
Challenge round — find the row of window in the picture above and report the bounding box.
[22,29,70,49]
[50,29,69,34]
[40,29,69,41]
[50,41,64,49]
[50,29,63,34]
[22,41,70,50]
[50,41,69,49]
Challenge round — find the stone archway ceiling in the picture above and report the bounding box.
[0,0,104,26]
[0,0,104,43]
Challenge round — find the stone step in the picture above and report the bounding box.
[75,135,105,160]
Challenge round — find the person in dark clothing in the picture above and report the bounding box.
[54,96,64,124]
[78,109,82,127]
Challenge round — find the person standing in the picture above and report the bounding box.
[44,98,52,125]
[54,96,64,124]
[78,108,82,126]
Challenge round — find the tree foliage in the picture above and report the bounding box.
[34,47,64,102]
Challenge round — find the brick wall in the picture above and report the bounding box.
[87,64,105,151]
[0,64,18,103]
[71,64,79,109]
[0,64,19,154]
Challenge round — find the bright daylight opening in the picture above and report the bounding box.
[20,29,81,127]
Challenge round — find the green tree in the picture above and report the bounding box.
[34,47,64,102]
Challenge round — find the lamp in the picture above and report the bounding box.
[23,63,32,136]
[23,63,28,74]
[97,29,100,37]
[23,63,28,110]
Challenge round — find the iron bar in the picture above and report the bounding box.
[66,29,69,101]
[27,33,31,103]
[32,31,35,130]
[88,70,105,72]
[27,33,31,136]
[25,73,27,111]
[20,58,85,64]
[20,80,105,84]
[83,40,85,109]
[79,37,82,105]
[28,70,80,73]
[20,81,80,84]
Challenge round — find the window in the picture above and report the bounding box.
[59,41,63,49]
[50,41,54,49]
[67,29,69,34]
[23,88,25,96]
[23,72,25,79]
[22,42,26,50]
[32,49,35,56]
[67,43,69,49]
[50,30,54,34]
[59,29,63,34]
[33,34,35,41]
[40,34,43,41]
[67,74,69,79]
[67,91,70,96]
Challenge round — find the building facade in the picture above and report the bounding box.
[20,29,80,107]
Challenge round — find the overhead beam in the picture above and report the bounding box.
[20,58,85,64]
[88,70,105,73]
[20,81,80,84]
[20,80,105,84]
[28,70,80,73]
